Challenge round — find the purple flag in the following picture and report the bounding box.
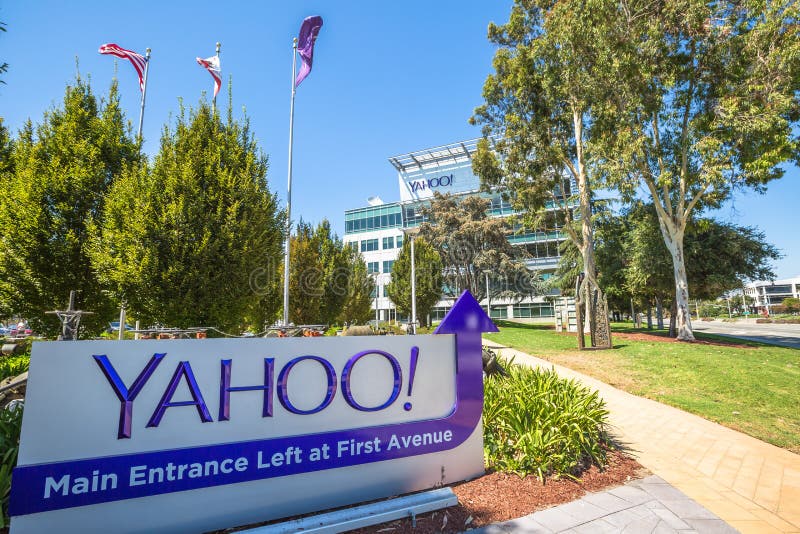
[295,15,323,87]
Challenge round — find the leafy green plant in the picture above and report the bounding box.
[483,365,609,480]
[0,405,23,528]
[0,355,29,382]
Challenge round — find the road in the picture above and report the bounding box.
[692,319,800,349]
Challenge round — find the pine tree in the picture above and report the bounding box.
[0,78,140,336]
[91,100,283,332]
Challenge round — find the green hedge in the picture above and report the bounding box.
[483,365,609,480]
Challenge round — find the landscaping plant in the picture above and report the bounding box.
[0,405,23,528]
[483,365,609,481]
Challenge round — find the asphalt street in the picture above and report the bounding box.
[692,318,800,349]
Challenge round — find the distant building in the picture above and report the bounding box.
[745,277,800,312]
[342,138,570,324]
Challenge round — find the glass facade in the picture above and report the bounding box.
[345,205,403,234]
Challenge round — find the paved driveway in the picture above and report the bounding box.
[693,319,800,349]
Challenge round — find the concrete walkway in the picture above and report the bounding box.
[483,340,800,533]
[473,475,736,533]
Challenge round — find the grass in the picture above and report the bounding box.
[485,321,800,454]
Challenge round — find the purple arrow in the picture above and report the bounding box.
[10,291,498,516]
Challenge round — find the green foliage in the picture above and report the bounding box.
[0,355,29,382]
[0,77,141,336]
[483,365,609,480]
[0,405,23,528]
[782,298,800,313]
[558,203,780,317]
[336,247,374,325]
[385,236,442,327]
[91,100,283,332]
[287,220,373,325]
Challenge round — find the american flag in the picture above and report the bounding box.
[196,56,221,98]
[98,43,148,93]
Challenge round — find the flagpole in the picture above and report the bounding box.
[282,38,298,326]
[213,42,221,110]
[137,48,151,143]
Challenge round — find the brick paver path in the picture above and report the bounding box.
[483,340,800,533]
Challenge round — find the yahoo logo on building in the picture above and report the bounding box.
[408,174,453,193]
[94,347,422,439]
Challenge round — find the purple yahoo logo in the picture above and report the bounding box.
[93,348,420,439]
[408,174,453,193]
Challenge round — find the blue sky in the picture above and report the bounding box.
[1,1,797,280]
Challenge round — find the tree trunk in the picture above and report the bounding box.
[646,303,653,330]
[664,234,694,340]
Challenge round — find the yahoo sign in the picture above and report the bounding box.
[407,173,453,194]
[10,291,497,533]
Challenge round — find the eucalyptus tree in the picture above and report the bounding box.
[0,78,140,336]
[91,100,283,332]
[471,0,620,345]
[593,0,800,339]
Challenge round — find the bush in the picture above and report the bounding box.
[0,355,29,383]
[483,365,609,481]
[0,405,23,528]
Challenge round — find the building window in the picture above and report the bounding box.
[431,307,451,321]
[361,239,378,252]
[396,235,403,248]
[512,303,555,318]
[382,236,394,249]
[490,306,508,319]
[370,286,377,298]
[382,260,395,273]
[367,262,379,273]
[383,285,390,297]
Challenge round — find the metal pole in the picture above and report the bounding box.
[137,48,151,143]
[410,235,417,335]
[374,274,379,325]
[485,272,490,316]
[118,300,126,340]
[282,38,298,326]
[213,42,220,110]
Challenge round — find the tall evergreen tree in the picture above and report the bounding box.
[91,100,283,332]
[336,247,374,325]
[385,237,442,327]
[0,78,139,336]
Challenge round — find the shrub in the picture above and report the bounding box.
[0,355,29,383]
[483,365,609,481]
[0,405,23,528]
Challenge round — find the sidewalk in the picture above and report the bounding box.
[483,340,800,534]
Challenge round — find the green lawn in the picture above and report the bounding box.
[484,321,800,454]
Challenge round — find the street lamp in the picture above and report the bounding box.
[401,227,421,335]
[483,270,491,316]
[372,272,379,326]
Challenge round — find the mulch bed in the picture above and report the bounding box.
[610,331,752,348]
[348,449,645,533]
